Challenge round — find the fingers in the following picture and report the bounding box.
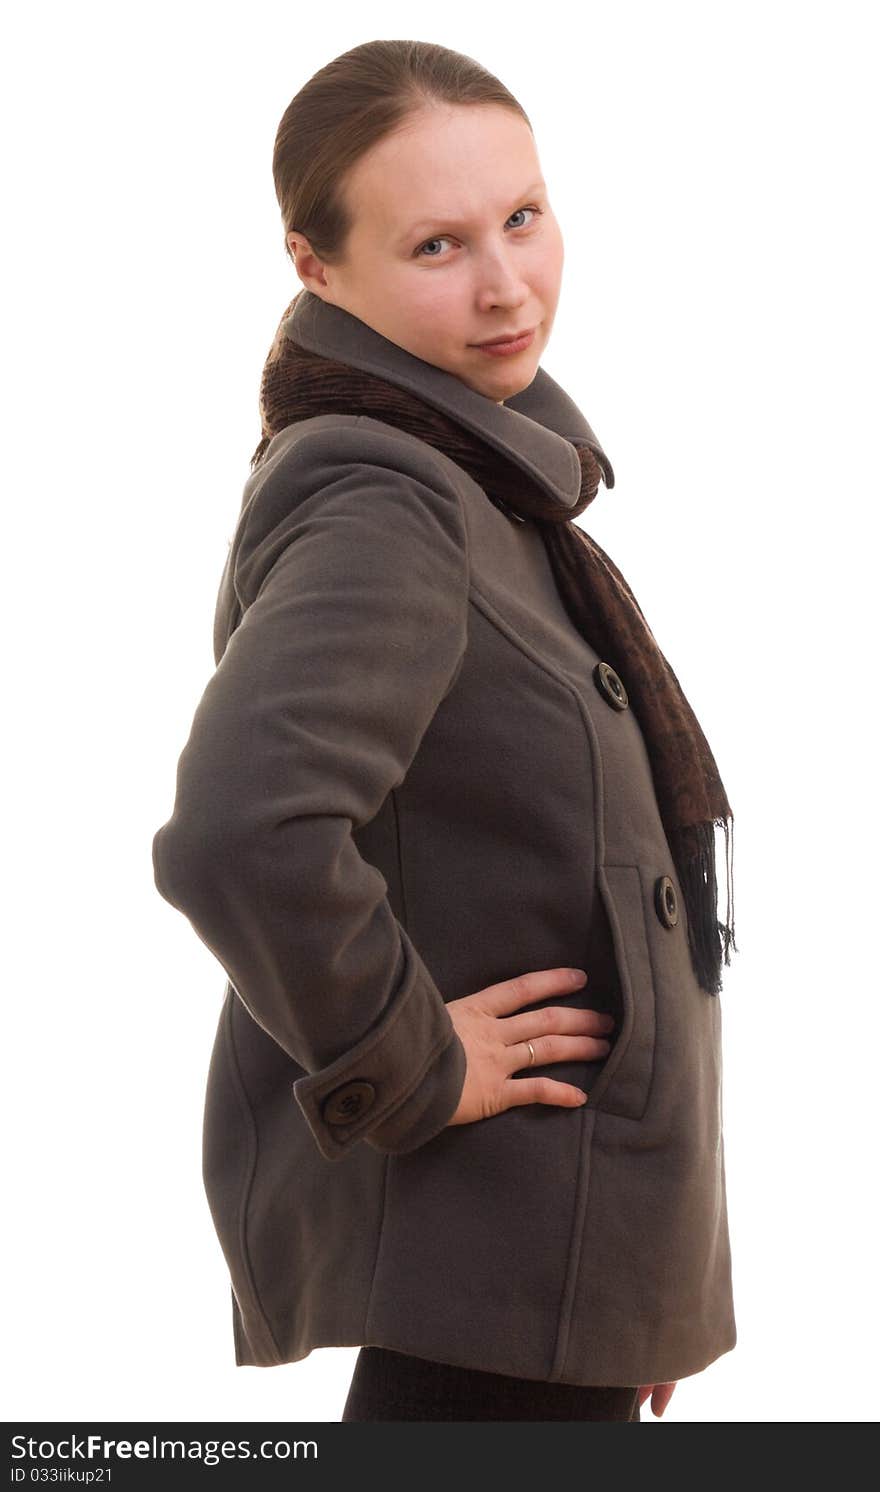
[503,1075,589,1109]
[503,1003,616,1047]
[505,1030,612,1076]
[641,1378,683,1414]
[501,1004,615,1076]
[652,1382,677,1417]
[638,1382,677,1417]
[475,967,589,1015]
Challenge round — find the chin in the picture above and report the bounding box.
[455,349,539,401]
[498,360,541,399]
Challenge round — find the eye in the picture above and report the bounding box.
[507,205,542,229]
[414,204,544,258]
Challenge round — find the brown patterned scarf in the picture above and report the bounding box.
[251,296,738,997]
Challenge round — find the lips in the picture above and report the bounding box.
[474,328,535,346]
[471,327,537,357]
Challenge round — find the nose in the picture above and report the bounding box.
[474,251,530,311]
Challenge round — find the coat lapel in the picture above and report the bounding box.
[282,289,615,508]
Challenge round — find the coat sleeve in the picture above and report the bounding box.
[151,422,470,1163]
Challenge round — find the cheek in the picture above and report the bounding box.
[405,283,461,337]
[537,216,564,274]
[535,240,563,306]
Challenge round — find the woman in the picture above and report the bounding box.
[152,40,738,1423]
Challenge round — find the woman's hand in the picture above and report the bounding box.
[638,1381,678,1417]
[444,967,614,1126]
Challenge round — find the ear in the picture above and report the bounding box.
[287,232,332,297]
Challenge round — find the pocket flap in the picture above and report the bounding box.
[585,865,656,1120]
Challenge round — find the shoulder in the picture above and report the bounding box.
[243,414,468,528]
[233,413,471,602]
[253,413,469,503]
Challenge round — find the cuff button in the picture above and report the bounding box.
[321,1080,376,1126]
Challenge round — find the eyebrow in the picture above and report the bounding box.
[397,181,547,244]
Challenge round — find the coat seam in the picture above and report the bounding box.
[468,581,607,1380]
[363,787,415,1339]
[363,1153,391,1344]
[551,1106,597,1380]
[223,993,284,1364]
[634,867,661,1116]
[390,788,409,926]
[468,583,589,697]
[350,413,473,582]
[585,868,653,1117]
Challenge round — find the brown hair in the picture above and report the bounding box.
[252,39,532,468]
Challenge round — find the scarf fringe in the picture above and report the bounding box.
[667,815,738,996]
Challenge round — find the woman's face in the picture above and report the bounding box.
[288,103,565,404]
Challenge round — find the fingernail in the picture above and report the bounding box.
[568,968,587,984]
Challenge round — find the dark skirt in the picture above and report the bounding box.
[341,1346,641,1422]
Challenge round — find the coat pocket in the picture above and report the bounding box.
[584,864,657,1120]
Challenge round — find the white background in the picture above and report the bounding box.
[3,0,877,1425]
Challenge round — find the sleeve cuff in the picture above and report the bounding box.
[291,955,467,1163]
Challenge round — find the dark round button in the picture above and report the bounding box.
[654,875,679,929]
[321,1080,376,1126]
[593,661,629,711]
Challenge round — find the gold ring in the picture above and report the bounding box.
[526,1040,536,1066]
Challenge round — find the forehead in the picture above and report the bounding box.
[345,107,544,236]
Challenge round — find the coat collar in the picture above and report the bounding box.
[281,290,615,509]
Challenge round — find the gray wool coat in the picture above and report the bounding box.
[151,289,736,1388]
